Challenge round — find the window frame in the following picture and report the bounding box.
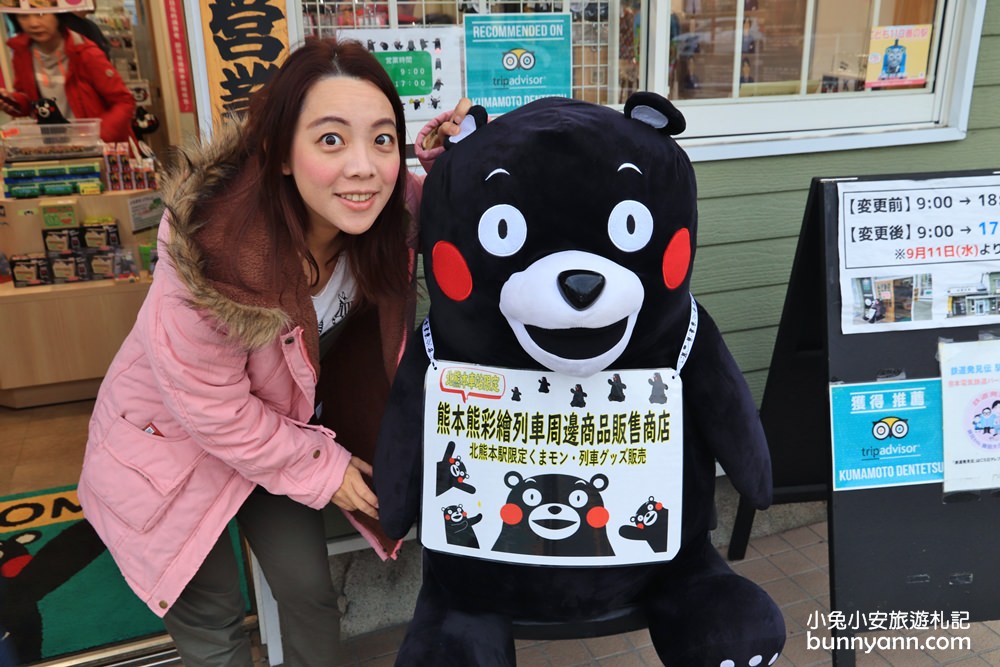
[648,0,988,162]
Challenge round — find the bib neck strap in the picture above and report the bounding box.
[421,317,438,370]
[677,293,698,373]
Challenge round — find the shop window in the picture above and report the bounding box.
[296,0,985,159]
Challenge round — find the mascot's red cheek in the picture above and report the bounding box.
[655,502,663,511]
[587,506,610,528]
[433,241,473,301]
[500,503,523,525]
[662,228,691,289]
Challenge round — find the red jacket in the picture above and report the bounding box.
[6,28,136,143]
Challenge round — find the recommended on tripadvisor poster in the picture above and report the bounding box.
[464,14,572,114]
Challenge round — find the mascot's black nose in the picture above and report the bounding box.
[558,270,605,310]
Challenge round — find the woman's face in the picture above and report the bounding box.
[16,13,61,50]
[282,76,400,243]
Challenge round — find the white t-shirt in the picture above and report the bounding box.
[32,45,73,120]
[311,256,356,336]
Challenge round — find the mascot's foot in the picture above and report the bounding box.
[646,545,786,667]
[395,580,515,667]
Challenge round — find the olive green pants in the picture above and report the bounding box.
[163,488,340,667]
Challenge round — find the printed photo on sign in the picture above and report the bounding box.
[829,379,943,491]
[848,274,933,326]
[939,339,1000,492]
[837,175,1000,335]
[422,363,683,566]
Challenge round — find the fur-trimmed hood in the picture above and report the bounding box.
[159,122,320,368]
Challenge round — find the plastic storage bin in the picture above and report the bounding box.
[1,119,103,162]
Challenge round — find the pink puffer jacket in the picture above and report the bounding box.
[78,115,447,616]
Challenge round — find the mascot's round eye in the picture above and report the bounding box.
[478,204,527,257]
[568,490,589,508]
[607,200,654,252]
[521,488,542,506]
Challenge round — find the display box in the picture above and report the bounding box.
[42,227,83,252]
[48,250,89,284]
[85,247,116,280]
[40,199,78,227]
[1,119,103,162]
[10,253,52,287]
[82,218,120,248]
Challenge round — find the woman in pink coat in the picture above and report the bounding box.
[78,38,467,666]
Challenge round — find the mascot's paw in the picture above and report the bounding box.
[717,652,781,667]
[719,653,779,667]
[670,636,784,667]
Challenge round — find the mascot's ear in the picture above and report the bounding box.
[444,105,490,149]
[624,92,686,136]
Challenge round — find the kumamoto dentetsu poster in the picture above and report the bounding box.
[421,363,684,566]
[939,339,1000,492]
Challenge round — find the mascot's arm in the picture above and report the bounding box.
[686,305,773,509]
[375,328,432,539]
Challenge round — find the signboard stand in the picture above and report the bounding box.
[728,183,832,561]
[729,170,1000,666]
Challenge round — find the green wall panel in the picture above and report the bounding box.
[690,237,799,295]
[697,190,809,246]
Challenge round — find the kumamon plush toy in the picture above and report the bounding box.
[375,92,785,666]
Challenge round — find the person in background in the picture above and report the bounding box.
[76,36,469,667]
[0,11,134,143]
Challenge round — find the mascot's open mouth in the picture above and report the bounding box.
[524,319,630,360]
[500,251,644,377]
[533,519,576,530]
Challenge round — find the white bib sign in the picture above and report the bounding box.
[421,363,684,565]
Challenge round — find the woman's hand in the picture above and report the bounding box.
[420,97,473,151]
[331,456,379,519]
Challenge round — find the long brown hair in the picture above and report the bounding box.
[241,37,410,303]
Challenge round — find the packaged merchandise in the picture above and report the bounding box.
[10,253,52,288]
[40,200,79,227]
[86,247,116,280]
[82,217,121,248]
[48,250,89,284]
[42,227,84,252]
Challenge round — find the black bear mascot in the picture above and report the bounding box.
[375,93,785,666]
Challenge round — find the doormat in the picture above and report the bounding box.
[0,485,166,665]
